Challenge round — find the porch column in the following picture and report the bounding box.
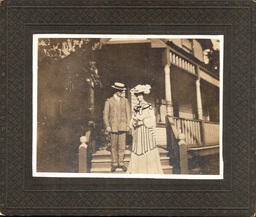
[164,64,174,116]
[163,48,174,117]
[196,76,203,120]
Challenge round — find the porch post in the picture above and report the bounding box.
[196,69,203,120]
[88,86,95,119]
[163,48,174,117]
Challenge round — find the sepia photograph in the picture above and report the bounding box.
[33,34,223,179]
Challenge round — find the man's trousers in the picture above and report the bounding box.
[110,132,126,167]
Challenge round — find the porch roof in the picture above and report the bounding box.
[101,38,220,87]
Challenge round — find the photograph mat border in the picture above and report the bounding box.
[32,34,224,179]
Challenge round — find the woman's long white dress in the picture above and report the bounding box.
[127,103,163,174]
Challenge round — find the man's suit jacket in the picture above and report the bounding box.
[103,96,131,132]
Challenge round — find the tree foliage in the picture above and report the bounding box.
[38,38,102,86]
[206,48,220,74]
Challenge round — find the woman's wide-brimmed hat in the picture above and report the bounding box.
[111,82,126,91]
[130,84,151,95]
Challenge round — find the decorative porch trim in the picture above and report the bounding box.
[166,41,219,81]
[170,51,196,75]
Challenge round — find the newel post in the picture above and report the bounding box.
[79,136,89,173]
[178,132,189,174]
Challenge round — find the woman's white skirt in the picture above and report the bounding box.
[127,124,164,174]
[128,147,163,174]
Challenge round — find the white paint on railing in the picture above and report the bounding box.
[203,122,219,145]
[174,118,202,145]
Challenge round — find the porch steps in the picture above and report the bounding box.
[90,127,172,174]
[90,147,172,174]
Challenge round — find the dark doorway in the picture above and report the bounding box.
[93,43,163,149]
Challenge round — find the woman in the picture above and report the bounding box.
[127,84,163,174]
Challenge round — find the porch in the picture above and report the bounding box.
[79,38,220,175]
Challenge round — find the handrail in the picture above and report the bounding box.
[166,116,180,138]
[166,115,199,174]
[172,116,202,145]
[202,120,219,125]
[172,116,201,122]
[166,116,187,173]
[188,145,219,151]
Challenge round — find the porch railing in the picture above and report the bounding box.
[166,115,220,174]
[166,116,181,173]
[173,117,202,146]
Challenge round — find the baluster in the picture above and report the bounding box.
[198,121,202,144]
[190,120,193,144]
[179,57,182,68]
[198,121,201,144]
[193,121,196,144]
[186,120,189,144]
[173,54,176,64]
[180,119,183,133]
[192,66,195,74]
[183,120,186,144]
[177,118,181,134]
[183,120,187,143]
[182,59,185,69]
[182,119,185,134]
[195,121,199,144]
[176,56,179,65]
[196,121,200,144]
[191,120,194,144]
[186,120,190,144]
[188,120,192,144]
[194,121,197,144]
[185,120,189,145]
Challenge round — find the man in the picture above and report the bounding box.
[103,82,131,172]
